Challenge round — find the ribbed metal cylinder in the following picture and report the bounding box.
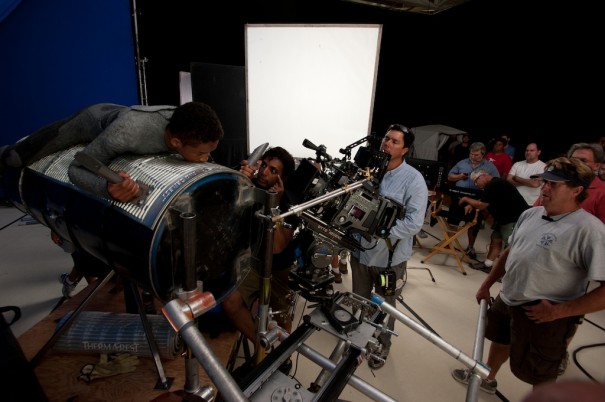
[1,145,263,303]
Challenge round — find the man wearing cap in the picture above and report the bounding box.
[452,157,605,393]
[534,143,604,223]
[532,142,605,375]
[458,169,529,272]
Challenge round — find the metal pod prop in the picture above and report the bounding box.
[1,146,262,303]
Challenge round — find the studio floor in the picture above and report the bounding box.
[1,203,604,402]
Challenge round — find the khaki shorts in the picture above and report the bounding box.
[491,221,516,247]
[486,295,581,385]
[237,267,293,321]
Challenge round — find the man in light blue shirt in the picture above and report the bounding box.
[350,123,428,370]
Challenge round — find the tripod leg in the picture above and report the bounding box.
[129,281,173,390]
[30,270,115,368]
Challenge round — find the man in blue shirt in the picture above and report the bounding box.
[350,123,428,370]
[447,142,499,258]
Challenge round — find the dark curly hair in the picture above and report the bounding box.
[262,146,295,180]
[166,102,224,145]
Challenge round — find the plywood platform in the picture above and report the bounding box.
[18,278,239,402]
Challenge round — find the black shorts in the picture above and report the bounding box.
[446,194,484,232]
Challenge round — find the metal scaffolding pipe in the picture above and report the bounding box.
[371,294,490,379]
[298,343,397,402]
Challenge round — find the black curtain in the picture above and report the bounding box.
[190,63,248,168]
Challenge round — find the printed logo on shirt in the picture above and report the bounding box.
[538,233,557,248]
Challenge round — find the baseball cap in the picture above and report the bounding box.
[530,165,590,187]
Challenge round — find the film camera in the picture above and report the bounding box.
[286,137,405,294]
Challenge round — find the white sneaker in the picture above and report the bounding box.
[59,273,79,298]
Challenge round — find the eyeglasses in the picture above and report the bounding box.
[473,173,487,185]
[386,123,410,134]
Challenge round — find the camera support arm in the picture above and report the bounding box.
[338,135,375,160]
[271,177,371,223]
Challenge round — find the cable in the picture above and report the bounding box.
[585,317,605,332]
[0,213,27,231]
[570,317,605,382]
[396,295,439,337]
[572,343,605,382]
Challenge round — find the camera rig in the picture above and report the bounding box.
[282,137,405,295]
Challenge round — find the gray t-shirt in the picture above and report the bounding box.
[501,206,605,306]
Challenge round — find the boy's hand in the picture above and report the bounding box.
[107,170,140,203]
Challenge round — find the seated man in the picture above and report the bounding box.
[447,141,499,259]
[222,147,298,368]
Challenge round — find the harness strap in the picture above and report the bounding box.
[384,238,400,269]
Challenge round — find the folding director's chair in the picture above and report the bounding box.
[420,191,479,275]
